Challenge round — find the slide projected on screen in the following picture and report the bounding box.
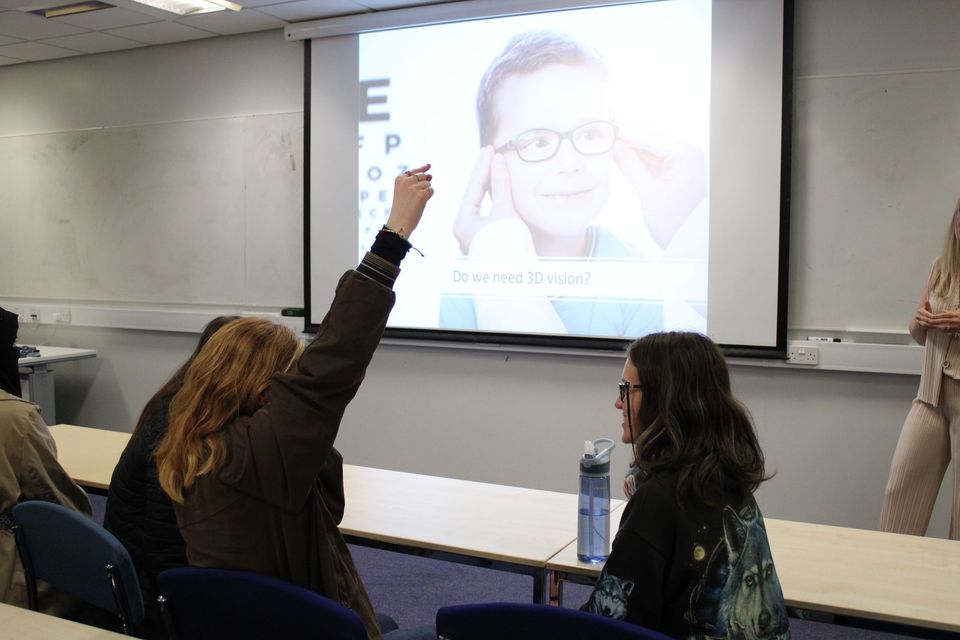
[305,0,788,352]
[357,1,710,340]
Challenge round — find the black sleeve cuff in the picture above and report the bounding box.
[370,228,411,266]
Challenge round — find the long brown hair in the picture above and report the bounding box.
[132,315,238,438]
[931,198,960,301]
[628,332,768,508]
[156,318,303,503]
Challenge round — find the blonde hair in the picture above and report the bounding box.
[931,198,960,301]
[156,317,304,503]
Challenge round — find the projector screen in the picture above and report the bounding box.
[299,0,791,355]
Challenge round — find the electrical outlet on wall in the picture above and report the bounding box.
[25,309,41,323]
[787,345,819,365]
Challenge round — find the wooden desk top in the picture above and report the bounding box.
[547,515,960,633]
[765,518,960,632]
[47,425,606,568]
[18,347,98,367]
[49,424,130,491]
[341,465,623,568]
[0,603,129,640]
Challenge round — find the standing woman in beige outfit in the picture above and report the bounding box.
[880,200,960,539]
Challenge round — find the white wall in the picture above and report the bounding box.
[6,1,956,538]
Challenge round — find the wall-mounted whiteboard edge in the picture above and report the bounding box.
[0,300,306,337]
[1,299,921,375]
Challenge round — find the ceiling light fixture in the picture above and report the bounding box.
[29,1,114,18]
[127,0,241,16]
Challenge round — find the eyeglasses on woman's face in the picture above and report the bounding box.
[618,380,643,402]
[496,120,619,163]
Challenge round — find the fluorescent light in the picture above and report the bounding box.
[128,0,241,15]
[29,1,114,18]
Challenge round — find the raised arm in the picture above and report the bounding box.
[221,166,433,510]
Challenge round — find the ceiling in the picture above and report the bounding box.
[0,0,452,66]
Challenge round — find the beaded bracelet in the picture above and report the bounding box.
[381,224,424,256]
[382,223,408,240]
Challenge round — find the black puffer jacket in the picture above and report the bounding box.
[104,399,186,639]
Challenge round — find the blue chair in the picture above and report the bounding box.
[12,500,145,634]
[436,602,672,640]
[157,567,367,640]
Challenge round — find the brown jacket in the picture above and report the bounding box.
[173,269,394,639]
[0,390,92,612]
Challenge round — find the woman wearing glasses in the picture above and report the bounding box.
[583,332,790,639]
[442,29,706,338]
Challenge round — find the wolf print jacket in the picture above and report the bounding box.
[583,471,790,639]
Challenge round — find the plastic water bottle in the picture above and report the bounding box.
[577,438,614,563]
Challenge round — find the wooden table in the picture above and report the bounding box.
[0,602,129,640]
[339,464,624,603]
[19,347,97,424]
[765,519,960,635]
[48,424,130,493]
[546,515,960,636]
[48,425,602,603]
[49,424,959,634]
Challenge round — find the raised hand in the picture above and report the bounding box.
[386,163,434,239]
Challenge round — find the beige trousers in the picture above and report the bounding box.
[879,376,960,539]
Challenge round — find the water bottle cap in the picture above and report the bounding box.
[580,437,614,474]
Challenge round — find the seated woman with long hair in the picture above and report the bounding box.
[104,314,236,639]
[155,165,434,640]
[583,332,790,639]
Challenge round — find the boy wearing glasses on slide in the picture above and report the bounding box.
[442,30,706,337]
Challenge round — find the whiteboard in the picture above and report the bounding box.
[0,113,303,309]
[789,69,960,336]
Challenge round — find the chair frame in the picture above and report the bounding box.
[12,502,140,635]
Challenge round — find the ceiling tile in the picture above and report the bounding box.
[51,6,164,30]
[177,7,285,35]
[354,0,442,8]
[0,39,83,60]
[42,30,147,52]
[105,19,215,44]
[0,31,20,45]
[255,0,368,22]
[0,9,89,39]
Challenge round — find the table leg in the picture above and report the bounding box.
[20,365,55,424]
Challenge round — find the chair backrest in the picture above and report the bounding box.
[436,602,673,640]
[157,567,368,640]
[12,500,145,633]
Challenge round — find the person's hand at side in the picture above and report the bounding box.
[387,163,434,239]
[614,132,706,250]
[452,147,523,255]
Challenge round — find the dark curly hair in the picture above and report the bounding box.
[627,332,769,508]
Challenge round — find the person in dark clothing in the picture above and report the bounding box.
[103,315,237,639]
[155,165,435,640]
[0,307,22,398]
[583,332,790,639]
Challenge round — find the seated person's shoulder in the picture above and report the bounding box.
[0,389,43,425]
